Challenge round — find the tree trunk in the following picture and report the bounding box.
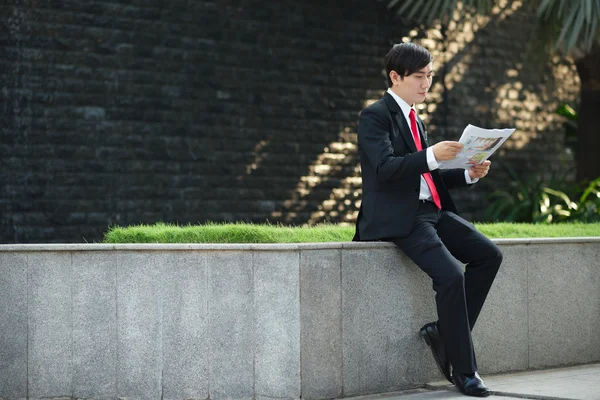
[575,47,600,182]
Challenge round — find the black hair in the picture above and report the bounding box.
[384,43,433,87]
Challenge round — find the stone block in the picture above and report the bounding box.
[208,251,254,400]
[28,252,73,399]
[341,248,439,396]
[162,252,209,400]
[0,253,28,399]
[116,252,163,400]
[1,239,598,399]
[300,249,343,399]
[254,251,301,399]
[473,245,528,374]
[72,251,118,398]
[528,243,600,368]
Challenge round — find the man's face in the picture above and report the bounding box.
[391,63,434,106]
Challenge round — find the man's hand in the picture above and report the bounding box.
[468,160,491,180]
[431,141,464,161]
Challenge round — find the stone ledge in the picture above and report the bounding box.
[0,236,598,252]
[1,241,598,399]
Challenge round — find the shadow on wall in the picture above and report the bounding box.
[262,0,578,225]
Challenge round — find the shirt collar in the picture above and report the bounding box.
[386,88,416,121]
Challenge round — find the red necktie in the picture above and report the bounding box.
[409,109,441,209]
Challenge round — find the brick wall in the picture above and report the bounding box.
[1,0,579,243]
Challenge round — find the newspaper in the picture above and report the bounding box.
[438,124,515,170]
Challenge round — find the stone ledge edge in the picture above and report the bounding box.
[0,237,599,251]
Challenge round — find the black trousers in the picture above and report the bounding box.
[391,201,502,374]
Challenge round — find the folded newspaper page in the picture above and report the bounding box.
[438,124,515,170]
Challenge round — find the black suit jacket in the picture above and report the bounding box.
[353,92,469,241]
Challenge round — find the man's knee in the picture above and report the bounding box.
[489,245,503,268]
[438,265,465,289]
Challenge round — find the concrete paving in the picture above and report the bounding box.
[345,363,600,400]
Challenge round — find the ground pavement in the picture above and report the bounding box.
[344,363,600,400]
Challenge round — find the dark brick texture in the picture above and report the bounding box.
[1,1,579,243]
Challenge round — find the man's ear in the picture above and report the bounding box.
[390,70,404,85]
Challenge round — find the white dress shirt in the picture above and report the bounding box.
[386,89,477,201]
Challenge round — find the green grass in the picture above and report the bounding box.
[474,222,600,239]
[103,222,600,243]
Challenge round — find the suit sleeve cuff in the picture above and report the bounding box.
[426,147,439,171]
[465,170,479,184]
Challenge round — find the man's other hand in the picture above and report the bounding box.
[468,160,491,180]
[431,141,463,161]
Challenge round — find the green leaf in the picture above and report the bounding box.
[537,0,556,19]
[558,0,569,18]
[426,0,444,24]
[442,0,453,18]
[387,0,402,10]
[556,103,578,119]
[584,1,599,50]
[567,4,586,51]
[580,177,600,203]
[394,0,418,18]
[418,0,438,24]
[556,4,579,50]
[407,1,426,20]
[584,0,593,21]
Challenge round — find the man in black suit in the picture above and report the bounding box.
[353,42,502,397]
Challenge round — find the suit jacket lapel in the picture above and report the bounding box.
[383,93,417,153]
[394,114,419,153]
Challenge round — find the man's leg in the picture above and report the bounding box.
[433,210,502,397]
[435,211,503,331]
[391,203,477,375]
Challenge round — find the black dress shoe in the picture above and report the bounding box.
[452,372,490,397]
[419,322,452,383]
